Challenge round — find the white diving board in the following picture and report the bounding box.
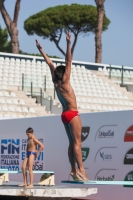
[0,170,55,186]
[61,180,133,185]
[0,170,54,174]
[25,170,54,174]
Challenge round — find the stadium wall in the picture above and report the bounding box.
[0,111,133,199]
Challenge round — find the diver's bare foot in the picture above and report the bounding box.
[70,172,83,181]
[76,169,89,182]
[18,183,27,187]
[26,184,34,188]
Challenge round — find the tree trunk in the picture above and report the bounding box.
[10,23,19,54]
[54,40,66,57]
[52,33,78,58]
[95,0,105,63]
[0,0,21,54]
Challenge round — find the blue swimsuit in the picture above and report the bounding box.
[27,151,36,157]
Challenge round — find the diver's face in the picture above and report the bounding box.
[26,132,33,138]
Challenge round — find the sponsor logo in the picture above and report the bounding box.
[124,126,133,142]
[0,138,44,171]
[94,169,116,181]
[81,127,90,142]
[98,130,114,138]
[123,171,133,188]
[97,175,115,181]
[82,148,89,162]
[124,148,133,164]
[100,152,112,161]
[95,125,117,140]
[33,161,43,170]
[0,139,20,170]
[1,139,20,154]
[94,147,116,162]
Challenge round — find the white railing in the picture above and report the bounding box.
[0,51,133,71]
[0,52,109,68]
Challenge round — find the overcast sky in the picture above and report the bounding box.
[0,0,133,67]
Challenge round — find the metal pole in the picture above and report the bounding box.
[40,88,42,106]
[50,96,52,112]
[121,65,124,86]
[22,73,24,91]
[54,87,55,100]
[44,75,46,92]
[109,64,111,79]
[31,82,33,98]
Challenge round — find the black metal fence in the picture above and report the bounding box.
[21,74,55,108]
[106,65,133,86]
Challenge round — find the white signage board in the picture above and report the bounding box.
[0,110,133,199]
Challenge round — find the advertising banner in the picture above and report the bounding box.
[0,110,133,199]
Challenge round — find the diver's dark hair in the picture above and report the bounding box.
[54,65,66,81]
[26,127,33,134]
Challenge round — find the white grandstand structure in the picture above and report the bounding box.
[0,52,133,118]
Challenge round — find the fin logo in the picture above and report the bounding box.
[81,127,90,142]
[82,148,89,162]
[124,171,133,188]
[1,139,20,154]
[124,148,133,164]
[124,126,133,142]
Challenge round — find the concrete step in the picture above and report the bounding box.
[0,96,36,103]
[92,70,133,100]
[0,111,37,117]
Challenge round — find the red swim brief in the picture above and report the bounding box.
[61,110,79,125]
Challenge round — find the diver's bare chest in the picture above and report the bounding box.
[27,139,34,147]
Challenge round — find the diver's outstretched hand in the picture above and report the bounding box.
[36,39,42,50]
[66,31,71,44]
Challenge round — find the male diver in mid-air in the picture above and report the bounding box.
[36,32,89,181]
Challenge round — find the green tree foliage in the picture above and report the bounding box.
[19,50,61,59]
[0,24,61,58]
[24,4,110,57]
[0,25,12,52]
